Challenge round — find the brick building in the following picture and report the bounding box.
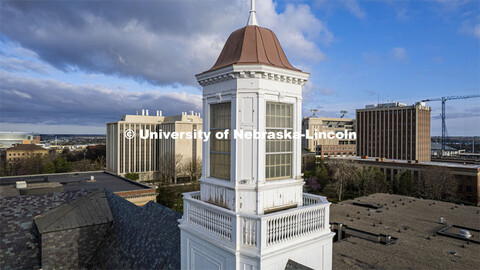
[356,102,431,161]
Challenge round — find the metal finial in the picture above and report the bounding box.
[247,0,259,26]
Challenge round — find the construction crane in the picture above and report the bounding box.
[310,109,319,117]
[421,94,480,155]
[340,111,348,118]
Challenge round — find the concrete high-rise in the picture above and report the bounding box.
[356,102,431,161]
[106,110,202,181]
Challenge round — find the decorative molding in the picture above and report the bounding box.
[198,70,307,87]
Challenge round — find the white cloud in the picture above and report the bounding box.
[391,47,408,62]
[1,89,32,99]
[0,57,51,74]
[1,0,330,85]
[341,0,366,19]
[460,15,480,39]
[315,0,366,19]
[255,1,332,64]
[0,71,202,125]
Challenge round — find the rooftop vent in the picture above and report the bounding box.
[16,181,27,189]
[458,229,472,239]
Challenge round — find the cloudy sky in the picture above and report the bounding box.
[0,0,479,135]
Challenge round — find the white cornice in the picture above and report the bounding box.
[196,65,309,87]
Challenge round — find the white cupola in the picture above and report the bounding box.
[179,1,334,269]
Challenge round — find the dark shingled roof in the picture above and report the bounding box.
[1,183,180,269]
[0,190,93,269]
[34,190,113,234]
[88,191,182,269]
[205,25,301,73]
[284,259,314,270]
[6,144,47,151]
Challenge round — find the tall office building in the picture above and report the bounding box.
[356,102,431,161]
[302,117,356,156]
[106,110,202,181]
[179,1,334,269]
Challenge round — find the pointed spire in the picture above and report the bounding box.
[247,0,259,26]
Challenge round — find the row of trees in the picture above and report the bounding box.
[304,158,457,202]
[304,159,388,201]
[0,149,106,177]
[393,167,457,201]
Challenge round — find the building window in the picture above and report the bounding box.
[266,102,293,180]
[210,102,231,180]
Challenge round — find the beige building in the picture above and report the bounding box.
[6,144,49,163]
[356,102,431,161]
[302,117,356,156]
[106,110,202,182]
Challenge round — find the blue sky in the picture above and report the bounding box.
[0,0,479,135]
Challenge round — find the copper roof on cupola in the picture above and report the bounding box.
[206,25,301,73]
[203,0,301,74]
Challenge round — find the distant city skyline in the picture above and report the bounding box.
[0,0,478,135]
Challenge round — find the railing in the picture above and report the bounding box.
[265,206,325,246]
[241,217,257,246]
[191,192,201,200]
[303,193,326,206]
[182,191,329,251]
[184,193,234,241]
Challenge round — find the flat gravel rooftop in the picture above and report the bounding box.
[331,193,480,269]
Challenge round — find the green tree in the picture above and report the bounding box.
[357,167,387,196]
[54,157,71,173]
[393,170,416,196]
[42,161,56,174]
[314,163,330,191]
[156,181,200,213]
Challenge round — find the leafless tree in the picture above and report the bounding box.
[327,159,359,201]
[183,158,202,182]
[94,156,106,170]
[158,153,184,184]
[417,167,456,201]
[356,166,387,196]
